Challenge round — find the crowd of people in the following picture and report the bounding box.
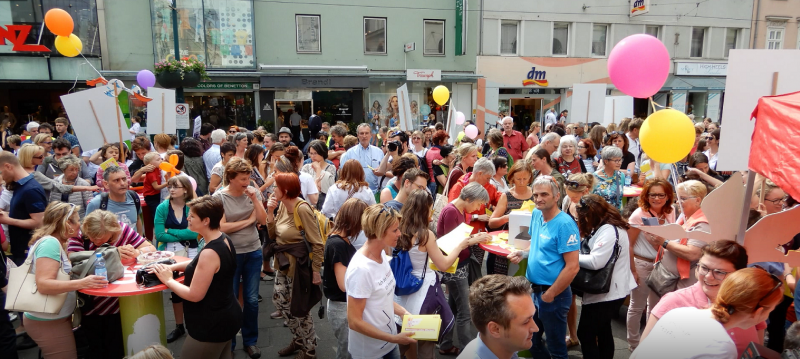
[0,112,798,359]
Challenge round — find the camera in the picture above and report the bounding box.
[387,141,403,152]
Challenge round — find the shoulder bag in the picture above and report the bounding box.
[571,226,620,295]
[288,200,324,317]
[390,248,428,296]
[646,243,681,297]
[5,238,69,314]
[69,242,125,282]
[430,169,457,232]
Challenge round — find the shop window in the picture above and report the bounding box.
[186,92,255,129]
[552,22,569,56]
[366,81,450,129]
[724,28,739,57]
[364,17,386,55]
[0,0,100,57]
[500,20,518,55]
[690,27,706,58]
[296,14,321,53]
[645,25,660,39]
[423,20,445,56]
[592,24,608,57]
[767,27,784,49]
[151,0,255,69]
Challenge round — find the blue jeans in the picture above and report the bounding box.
[381,345,400,359]
[530,286,572,359]
[232,249,262,348]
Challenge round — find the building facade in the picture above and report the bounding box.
[475,0,753,129]
[750,0,800,50]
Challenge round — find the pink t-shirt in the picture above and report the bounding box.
[651,282,767,357]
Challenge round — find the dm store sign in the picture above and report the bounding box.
[522,67,549,87]
[630,0,650,16]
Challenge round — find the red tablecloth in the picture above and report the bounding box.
[79,256,189,297]
[624,185,642,198]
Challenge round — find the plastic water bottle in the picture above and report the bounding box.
[94,253,108,287]
[624,173,632,187]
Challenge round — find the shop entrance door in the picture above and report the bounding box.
[274,100,312,145]
[507,98,544,132]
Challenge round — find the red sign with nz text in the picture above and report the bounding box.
[0,25,50,52]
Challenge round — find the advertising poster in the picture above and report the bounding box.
[368,92,421,130]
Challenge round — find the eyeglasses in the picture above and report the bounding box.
[751,265,783,311]
[412,137,421,140]
[228,131,236,134]
[32,155,44,159]
[764,196,787,206]
[648,193,667,199]
[608,131,622,136]
[577,145,587,149]
[42,141,52,145]
[168,185,184,190]
[697,263,730,281]
[564,180,586,191]
[412,182,427,191]
[379,206,398,217]
[577,196,592,212]
[390,131,404,137]
[537,175,559,188]
[678,196,697,201]
[607,158,622,163]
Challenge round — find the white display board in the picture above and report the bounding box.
[603,96,634,125]
[396,84,413,132]
[571,83,606,124]
[717,50,800,171]
[60,87,130,151]
[146,88,177,135]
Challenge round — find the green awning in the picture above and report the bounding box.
[662,75,726,92]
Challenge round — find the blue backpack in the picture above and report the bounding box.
[390,248,428,296]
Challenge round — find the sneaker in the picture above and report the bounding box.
[258,294,263,302]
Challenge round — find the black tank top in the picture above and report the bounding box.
[183,234,243,342]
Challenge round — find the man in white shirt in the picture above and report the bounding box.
[289,108,302,145]
[626,118,643,167]
[202,129,226,179]
[544,109,557,129]
[340,124,384,193]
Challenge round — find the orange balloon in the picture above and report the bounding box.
[44,9,74,37]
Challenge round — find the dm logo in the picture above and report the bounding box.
[522,67,549,87]
[631,0,646,13]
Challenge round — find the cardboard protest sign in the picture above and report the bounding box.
[570,84,606,124]
[603,96,633,125]
[717,50,800,171]
[146,87,177,135]
[61,86,130,151]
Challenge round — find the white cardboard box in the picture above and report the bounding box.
[508,211,533,250]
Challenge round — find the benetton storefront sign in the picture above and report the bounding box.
[0,25,49,52]
[188,82,257,90]
[477,57,610,88]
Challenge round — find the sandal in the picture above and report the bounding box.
[439,347,461,356]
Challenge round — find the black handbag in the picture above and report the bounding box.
[571,226,620,295]
[135,259,179,288]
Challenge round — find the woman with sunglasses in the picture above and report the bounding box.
[685,152,724,188]
[604,132,635,177]
[19,144,97,199]
[346,204,416,359]
[577,138,598,173]
[23,203,107,359]
[625,178,676,351]
[574,194,636,359]
[592,146,626,210]
[637,255,781,359]
[703,128,721,171]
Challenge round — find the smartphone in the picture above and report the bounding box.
[642,217,660,226]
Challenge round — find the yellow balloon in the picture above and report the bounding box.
[55,34,82,57]
[432,85,450,106]
[640,108,696,164]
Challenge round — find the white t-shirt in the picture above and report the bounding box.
[345,251,398,359]
[290,113,302,126]
[129,123,141,141]
[632,307,736,359]
[298,172,319,200]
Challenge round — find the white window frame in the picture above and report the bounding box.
[423,19,446,56]
[363,17,387,55]
[645,25,661,39]
[797,27,800,49]
[552,22,570,57]
[591,24,609,57]
[690,27,707,58]
[295,14,321,54]
[767,27,784,49]
[723,28,739,58]
[499,20,519,56]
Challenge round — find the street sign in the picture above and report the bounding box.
[176,103,190,129]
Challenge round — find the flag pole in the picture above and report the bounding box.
[736,72,779,244]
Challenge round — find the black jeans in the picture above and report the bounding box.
[577,298,625,359]
[767,295,793,351]
[0,292,18,359]
[81,313,124,359]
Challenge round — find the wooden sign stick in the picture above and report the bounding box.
[88,100,108,144]
[612,99,616,124]
[586,91,591,124]
[161,92,165,134]
[114,82,125,163]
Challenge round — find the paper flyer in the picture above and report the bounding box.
[99,157,119,171]
[401,314,441,341]
[436,223,473,254]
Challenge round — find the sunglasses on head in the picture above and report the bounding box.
[565,180,586,191]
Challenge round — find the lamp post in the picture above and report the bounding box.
[171,0,186,140]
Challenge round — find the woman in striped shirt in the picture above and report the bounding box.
[67,210,155,359]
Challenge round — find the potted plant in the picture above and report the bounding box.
[181,57,209,88]
[154,59,184,88]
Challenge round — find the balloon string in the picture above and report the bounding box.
[78,51,104,79]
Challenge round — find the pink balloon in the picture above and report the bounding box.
[455,111,466,125]
[465,125,478,139]
[607,34,670,99]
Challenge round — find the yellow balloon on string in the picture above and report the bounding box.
[55,34,82,57]
[432,85,450,106]
[640,108,696,164]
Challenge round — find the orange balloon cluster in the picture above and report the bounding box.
[45,9,82,57]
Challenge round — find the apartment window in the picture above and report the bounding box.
[767,27,784,49]
[364,17,387,54]
[500,21,519,55]
[552,22,569,56]
[690,27,706,58]
[424,20,445,56]
[645,25,660,39]
[724,28,739,57]
[296,15,321,53]
[592,24,608,56]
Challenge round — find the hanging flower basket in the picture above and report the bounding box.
[156,70,183,88]
[182,71,201,88]
[153,57,209,89]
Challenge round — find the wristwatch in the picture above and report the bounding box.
[662,240,670,249]
[472,214,478,221]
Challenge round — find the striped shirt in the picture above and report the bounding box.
[67,222,146,316]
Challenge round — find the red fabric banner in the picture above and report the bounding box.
[749,90,800,201]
